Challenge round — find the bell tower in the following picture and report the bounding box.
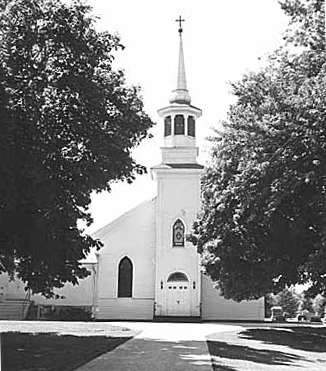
[158,16,202,165]
[152,18,203,318]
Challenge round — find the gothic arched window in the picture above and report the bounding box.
[187,116,195,137]
[173,219,185,247]
[118,257,133,297]
[164,116,172,137]
[174,115,185,135]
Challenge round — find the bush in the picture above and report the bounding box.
[39,305,92,321]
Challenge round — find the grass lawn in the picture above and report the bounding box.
[2,322,326,371]
[2,332,131,371]
[207,325,326,371]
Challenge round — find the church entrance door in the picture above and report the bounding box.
[166,272,191,316]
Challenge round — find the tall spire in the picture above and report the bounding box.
[170,16,191,105]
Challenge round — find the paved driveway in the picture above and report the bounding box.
[75,322,242,371]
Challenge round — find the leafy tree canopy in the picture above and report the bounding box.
[299,291,314,312]
[274,288,300,317]
[0,0,153,297]
[312,294,326,316]
[192,0,326,301]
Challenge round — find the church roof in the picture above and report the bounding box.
[169,17,191,105]
[157,103,202,116]
[166,163,204,169]
[151,163,204,170]
[91,196,157,240]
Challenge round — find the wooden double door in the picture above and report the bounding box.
[166,280,191,316]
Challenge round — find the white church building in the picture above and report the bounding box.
[0,25,264,321]
[92,25,263,321]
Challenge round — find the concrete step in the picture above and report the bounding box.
[154,316,201,323]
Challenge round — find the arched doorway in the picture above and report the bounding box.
[166,271,191,316]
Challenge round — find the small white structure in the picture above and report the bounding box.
[0,24,264,321]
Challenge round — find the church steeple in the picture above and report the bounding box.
[156,17,202,165]
[170,17,191,105]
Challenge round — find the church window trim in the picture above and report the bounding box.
[117,256,133,298]
[172,218,186,247]
[174,114,185,135]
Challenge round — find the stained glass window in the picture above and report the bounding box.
[118,257,133,297]
[174,115,185,135]
[173,219,185,247]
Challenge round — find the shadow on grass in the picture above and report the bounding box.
[240,327,326,352]
[207,340,302,368]
[209,360,238,371]
[2,332,131,371]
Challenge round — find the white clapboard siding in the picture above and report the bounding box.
[95,198,156,319]
[0,300,26,320]
[201,274,265,321]
[32,264,96,306]
[0,263,96,307]
[97,298,154,320]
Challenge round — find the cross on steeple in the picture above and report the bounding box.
[176,15,185,33]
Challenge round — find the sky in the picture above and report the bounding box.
[85,0,289,234]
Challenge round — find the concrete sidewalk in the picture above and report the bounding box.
[75,322,242,371]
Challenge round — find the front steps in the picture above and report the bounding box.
[154,316,201,323]
[0,299,31,320]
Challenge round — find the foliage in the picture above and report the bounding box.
[274,288,300,317]
[40,305,92,321]
[0,0,153,297]
[264,293,276,317]
[298,291,314,312]
[192,0,326,300]
[312,294,326,316]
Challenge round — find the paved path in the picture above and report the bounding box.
[75,322,243,371]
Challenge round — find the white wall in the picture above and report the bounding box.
[97,298,154,320]
[94,198,156,320]
[0,263,96,306]
[201,274,265,321]
[154,169,202,316]
[33,263,96,306]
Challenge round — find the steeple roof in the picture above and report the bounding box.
[169,18,191,105]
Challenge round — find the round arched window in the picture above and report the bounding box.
[187,116,195,137]
[167,272,189,282]
[164,116,172,136]
[174,115,185,135]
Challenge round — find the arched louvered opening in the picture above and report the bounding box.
[164,116,172,136]
[187,116,195,137]
[174,114,185,135]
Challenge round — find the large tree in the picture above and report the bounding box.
[0,0,153,297]
[274,288,300,317]
[192,0,326,301]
